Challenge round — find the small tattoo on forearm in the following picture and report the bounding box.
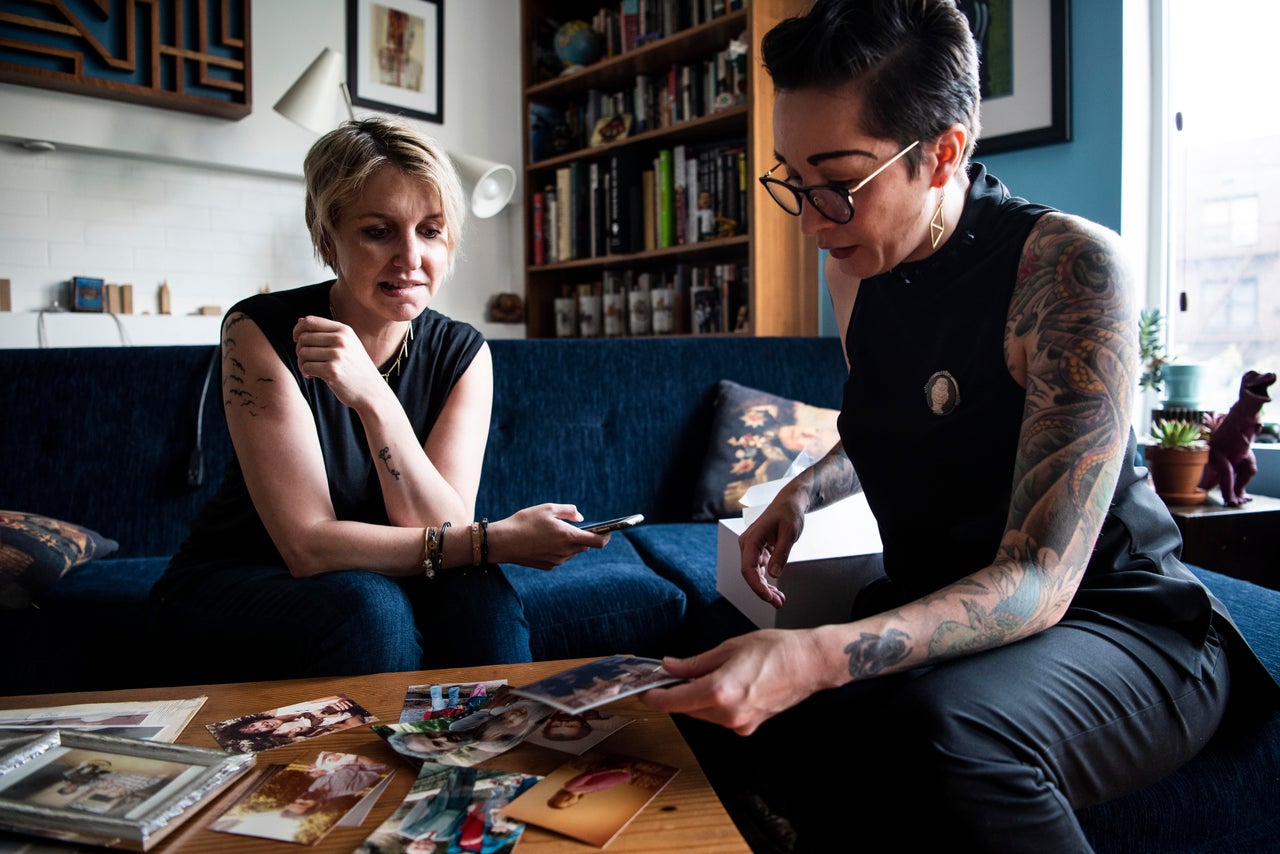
[378,447,401,480]
[845,628,910,678]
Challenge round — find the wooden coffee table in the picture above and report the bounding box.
[0,659,749,852]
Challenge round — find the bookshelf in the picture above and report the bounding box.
[520,0,818,339]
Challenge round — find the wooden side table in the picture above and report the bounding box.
[1166,493,1280,590]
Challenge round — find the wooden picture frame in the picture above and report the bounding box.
[0,730,253,851]
[347,0,444,124]
[963,0,1071,155]
[70,277,105,313]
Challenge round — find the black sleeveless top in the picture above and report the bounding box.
[838,165,1258,686]
[165,281,484,572]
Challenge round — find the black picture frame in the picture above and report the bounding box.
[963,0,1071,155]
[70,276,104,313]
[346,0,444,124]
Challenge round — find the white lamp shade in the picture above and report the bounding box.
[450,151,517,218]
[274,48,345,134]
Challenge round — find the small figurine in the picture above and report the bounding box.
[1198,370,1276,506]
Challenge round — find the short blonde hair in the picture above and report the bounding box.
[303,117,466,275]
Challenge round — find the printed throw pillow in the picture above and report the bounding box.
[0,510,118,609]
[691,380,841,521]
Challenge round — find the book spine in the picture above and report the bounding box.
[673,144,687,245]
[556,167,572,262]
[532,191,546,265]
[545,189,559,264]
[685,155,700,245]
[656,148,674,249]
[588,161,601,258]
[641,168,656,251]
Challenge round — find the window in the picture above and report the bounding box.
[1164,0,1280,412]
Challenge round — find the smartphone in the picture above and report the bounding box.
[575,514,644,534]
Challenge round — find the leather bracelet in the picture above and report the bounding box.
[480,518,489,565]
[434,521,451,576]
[422,526,438,580]
[470,522,483,566]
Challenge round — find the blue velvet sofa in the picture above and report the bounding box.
[1,338,1276,852]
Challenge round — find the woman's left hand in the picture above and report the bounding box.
[641,629,829,735]
[293,315,386,411]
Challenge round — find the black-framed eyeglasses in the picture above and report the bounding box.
[759,140,921,224]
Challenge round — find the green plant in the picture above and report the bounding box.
[1148,418,1206,449]
[1138,308,1168,393]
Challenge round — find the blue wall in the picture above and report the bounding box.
[819,0,1123,336]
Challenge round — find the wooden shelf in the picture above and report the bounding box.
[519,0,817,339]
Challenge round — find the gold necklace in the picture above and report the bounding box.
[330,301,413,383]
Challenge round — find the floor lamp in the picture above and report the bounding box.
[274,48,517,218]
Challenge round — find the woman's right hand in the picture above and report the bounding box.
[489,504,608,570]
[739,483,810,608]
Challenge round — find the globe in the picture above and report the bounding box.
[554,20,602,69]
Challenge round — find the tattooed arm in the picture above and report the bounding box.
[738,441,862,607]
[646,214,1136,734]
[290,313,488,529]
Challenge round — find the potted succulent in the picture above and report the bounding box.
[1144,418,1210,505]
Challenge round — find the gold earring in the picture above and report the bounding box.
[929,198,945,250]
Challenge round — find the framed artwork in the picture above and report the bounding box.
[70,277,105,313]
[346,0,444,124]
[0,730,253,851]
[960,0,1071,155]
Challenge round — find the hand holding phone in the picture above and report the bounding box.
[574,514,644,534]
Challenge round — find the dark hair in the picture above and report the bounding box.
[761,0,981,175]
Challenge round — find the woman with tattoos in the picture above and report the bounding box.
[643,1,1276,850]
[150,118,606,681]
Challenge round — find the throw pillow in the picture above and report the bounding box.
[0,510,118,609]
[692,380,841,520]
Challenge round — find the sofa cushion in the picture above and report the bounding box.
[0,510,119,609]
[1,556,167,693]
[501,535,686,661]
[1075,565,1280,852]
[624,523,721,609]
[691,380,840,521]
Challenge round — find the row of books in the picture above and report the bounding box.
[551,262,750,338]
[590,0,747,59]
[528,39,747,162]
[531,140,748,265]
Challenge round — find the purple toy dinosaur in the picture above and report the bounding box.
[1198,370,1276,506]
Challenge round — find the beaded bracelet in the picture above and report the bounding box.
[480,518,490,565]
[422,526,438,580]
[470,522,483,566]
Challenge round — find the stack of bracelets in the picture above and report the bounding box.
[421,518,489,579]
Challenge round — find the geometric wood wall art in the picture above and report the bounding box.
[0,0,251,120]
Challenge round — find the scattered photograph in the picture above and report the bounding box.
[509,655,683,715]
[0,698,207,744]
[355,762,539,854]
[398,680,506,723]
[0,730,253,851]
[206,694,376,754]
[523,710,634,755]
[210,751,393,845]
[373,686,552,768]
[499,750,678,848]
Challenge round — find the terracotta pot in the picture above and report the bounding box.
[1144,445,1209,505]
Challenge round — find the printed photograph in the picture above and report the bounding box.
[523,710,634,755]
[207,694,376,753]
[509,655,683,715]
[398,681,506,723]
[0,746,201,820]
[499,751,678,847]
[373,688,552,768]
[211,751,392,845]
[355,762,539,854]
